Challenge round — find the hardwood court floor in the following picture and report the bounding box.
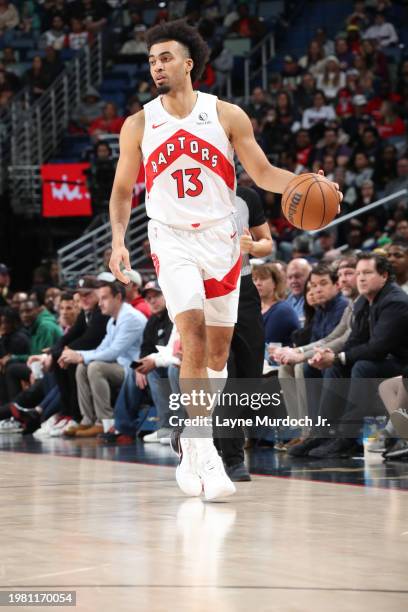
[1,439,407,612]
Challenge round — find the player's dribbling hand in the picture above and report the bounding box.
[109,245,131,284]
[317,169,343,212]
[240,228,253,254]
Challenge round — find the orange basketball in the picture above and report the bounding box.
[281,173,339,231]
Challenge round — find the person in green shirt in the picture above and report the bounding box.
[0,298,62,401]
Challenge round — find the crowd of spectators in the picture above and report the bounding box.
[238,1,408,260]
[1,221,408,460]
[0,0,113,109]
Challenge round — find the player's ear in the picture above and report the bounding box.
[185,57,193,75]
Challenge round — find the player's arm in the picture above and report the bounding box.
[240,224,273,257]
[220,102,342,199]
[109,111,144,283]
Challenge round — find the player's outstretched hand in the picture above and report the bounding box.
[109,245,131,284]
[317,168,343,212]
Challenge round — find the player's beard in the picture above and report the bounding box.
[157,84,171,95]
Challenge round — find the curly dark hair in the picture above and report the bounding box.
[145,19,209,83]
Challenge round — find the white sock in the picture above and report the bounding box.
[207,366,228,396]
[182,368,228,448]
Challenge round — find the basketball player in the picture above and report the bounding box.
[109,20,342,501]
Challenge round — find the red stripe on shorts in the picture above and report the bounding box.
[151,253,160,276]
[204,255,242,299]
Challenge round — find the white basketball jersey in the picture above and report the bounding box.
[141,92,236,229]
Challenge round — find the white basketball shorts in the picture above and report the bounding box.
[147,215,241,326]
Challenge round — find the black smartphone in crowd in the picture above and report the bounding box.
[130,360,143,369]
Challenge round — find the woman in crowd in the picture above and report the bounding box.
[299,40,325,76]
[317,56,346,101]
[252,263,300,347]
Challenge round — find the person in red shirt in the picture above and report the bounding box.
[124,270,151,319]
[376,100,406,140]
[88,102,125,136]
[229,3,265,42]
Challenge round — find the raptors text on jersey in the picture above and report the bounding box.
[141,92,236,228]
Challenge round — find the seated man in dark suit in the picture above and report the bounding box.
[293,253,408,458]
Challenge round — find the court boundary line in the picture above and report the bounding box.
[0,584,407,593]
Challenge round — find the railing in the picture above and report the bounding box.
[308,190,408,234]
[57,203,149,283]
[0,88,30,195]
[243,31,276,103]
[8,35,103,215]
[56,188,408,283]
[7,165,42,216]
[241,0,308,102]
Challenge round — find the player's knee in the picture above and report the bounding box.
[207,346,229,371]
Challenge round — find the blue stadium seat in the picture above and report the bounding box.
[100,91,126,110]
[100,78,129,92]
[258,1,284,21]
[143,8,157,25]
[224,37,251,56]
[60,49,78,62]
[111,64,142,79]
[26,49,46,60]
[11,37,36,51]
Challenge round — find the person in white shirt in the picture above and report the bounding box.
[317,56,346,101]
[66,18,90,51]
[364,11,398,48]
[120,24,148,56]
[302,90,336,130]
[40,15,66,51]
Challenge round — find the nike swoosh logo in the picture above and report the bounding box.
[152,122,167,129]
[230,231,237,239]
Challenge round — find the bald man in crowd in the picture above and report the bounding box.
[285,258,312,323]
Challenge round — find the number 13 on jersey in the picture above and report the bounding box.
[171,168,203,198]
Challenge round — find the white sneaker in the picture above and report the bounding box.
[0,418,23,434]
[197,444,236,502]
[144,428,171,444]
[391,409,408,440]
[171,431,202,497]
[49,416,72,437]
[143,431,161,443]
[33,414,58,438]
